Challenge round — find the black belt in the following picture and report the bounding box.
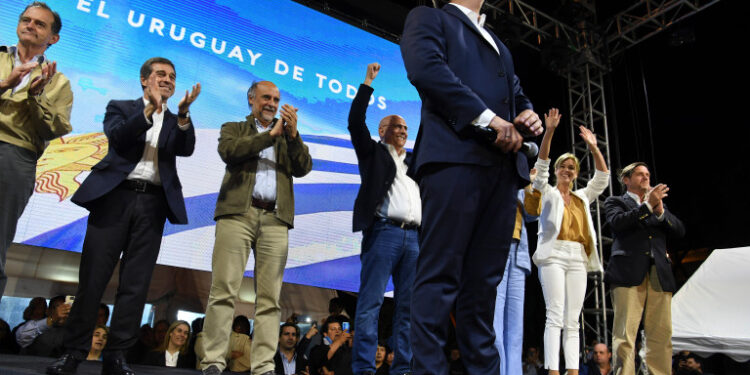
[252,197,276,211]
[378,217,419,230]
[119,179,161,194]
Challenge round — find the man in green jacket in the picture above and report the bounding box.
[200,80,312,375]
[0,1,72,300]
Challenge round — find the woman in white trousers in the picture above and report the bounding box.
[531,109,610,375]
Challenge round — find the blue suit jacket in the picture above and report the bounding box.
[71,99,195,224]
[604,193,685,292]
[400,4,533,181]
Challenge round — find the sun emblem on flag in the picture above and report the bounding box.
[35,132,109,201]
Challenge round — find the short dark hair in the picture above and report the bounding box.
[48,295,66,312]
[232,315,251,336]
[321,315,347,336]
[279,322,300,337]
[99,303,110,321]
[21,2,62,35]
[139,57,175,89]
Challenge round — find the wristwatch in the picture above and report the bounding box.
[178,111,190,119]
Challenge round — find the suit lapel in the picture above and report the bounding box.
[623,193,639,209]
[443,4,500,56]
[158,110,175,149]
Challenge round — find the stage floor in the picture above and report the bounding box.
[0,354,200,375]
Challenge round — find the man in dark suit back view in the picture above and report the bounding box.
[400,1,543,374]
[604,162,685,375]
[47,57,200,375]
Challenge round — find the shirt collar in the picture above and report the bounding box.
[626,190,644,205]
[450,3,487,28]
[142,96,168,111]
[8,45,46,64]
[383,142,406,160]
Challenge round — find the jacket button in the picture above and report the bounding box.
[503,98,509,104]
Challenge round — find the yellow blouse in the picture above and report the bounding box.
[512,186,542,240]
[556,194,592,256]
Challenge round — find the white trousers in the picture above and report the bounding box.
[537,240,588,371]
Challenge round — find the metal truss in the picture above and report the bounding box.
[605,0,721,57]
[567,63,614,347]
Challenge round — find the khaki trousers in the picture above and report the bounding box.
[611,265,672,375]
[200,207,288,375]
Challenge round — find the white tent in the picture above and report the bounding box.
[672,246,750,361]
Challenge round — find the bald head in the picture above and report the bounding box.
[378,115,408,153]
[248,81,280,125]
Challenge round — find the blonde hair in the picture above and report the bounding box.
[157,320,191,354]
[554,153,580,188]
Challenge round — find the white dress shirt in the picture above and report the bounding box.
[251,117,277,202]
[376,143,422,226]
[164,350,179,367]
[626,191,664,221]
[9,45,45,94]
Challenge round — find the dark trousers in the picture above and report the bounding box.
[411,161,518,375]
[0,141,37,299]
[63,184,168,356]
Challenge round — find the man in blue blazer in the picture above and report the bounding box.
[348,63,420,375]
[604,162,685,375]
[48,57,200,375]
[400,1,542,374]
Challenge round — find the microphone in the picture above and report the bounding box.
[473,126,538,157]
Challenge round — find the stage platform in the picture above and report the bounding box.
[0,354,200,375]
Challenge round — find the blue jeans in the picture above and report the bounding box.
[352,219,419,375]
[493,240,528,375]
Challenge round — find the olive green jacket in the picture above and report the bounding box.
[214,115,312,228]
[0,46,73,156]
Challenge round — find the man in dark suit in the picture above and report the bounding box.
[200,80,312,375]
[400,1,542,374]
[604,162,685,375]
[274,323,311,375]
[47,57,200,375]
[348,63,420,375]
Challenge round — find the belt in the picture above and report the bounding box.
[378,217,419,230]
[119,179,161,194]
[251,197,276,211]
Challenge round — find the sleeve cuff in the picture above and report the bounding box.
[471,109,496,128]
[177,121,191,131]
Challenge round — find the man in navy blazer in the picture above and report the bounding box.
[48,57,200,375]
[348,63,420,375]
[604,162,685,375]
[400,1,542,374]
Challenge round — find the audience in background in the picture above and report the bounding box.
[152,319,170,349]
[86,325,108,361]
[96,303,110,326]
[144,320,194,368]
[127,324,155,364]
[274,322,310,375]
[20,295,69,356]
[580,343,612,375]
[309,316,352,375]
[523,346,543,375]
[228,315,252,372]
[0,318,17,354]
[374,340,389,375]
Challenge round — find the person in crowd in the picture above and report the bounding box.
[494,169,541,375]
[374,340,389,375]
[1,1,73,301]
[532,108,610,375]
[47,55,200,375]
[348,62,420,375]
[143,320,194,368]
[153,319,170,348]
[685,354,709,375]
[24,297,48,321]
[385,348,394,368]
[0,318,18,354]
[87,325,108,361]
[228,315,252,373]
[97,304,111,327]
[199,79,312,375]
[126,324,155,364]
[447,347,466,375]
[400,1,543,372]
[522,346,543,375]
[274,322,310,375]
[309,317,352,375]
[580,343,612,375]
[21,295,69,357]
[605,161,685,375]
[16,295,68,349]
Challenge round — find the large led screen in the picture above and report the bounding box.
[2,0,421,293]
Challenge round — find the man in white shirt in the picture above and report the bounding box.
[347,63,420,375]
[47,57,200,375]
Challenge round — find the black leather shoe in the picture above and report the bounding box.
[46,353,82,375]
[101,353,135,375]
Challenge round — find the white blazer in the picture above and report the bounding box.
[531,158,610,272]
